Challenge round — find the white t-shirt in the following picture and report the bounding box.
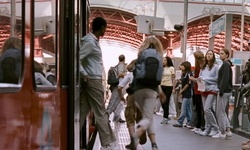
[118,72,133,95]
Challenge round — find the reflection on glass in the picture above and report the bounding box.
[0,1,22,84]
[34,0,56,86]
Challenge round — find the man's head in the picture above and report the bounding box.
[118,54,125,62]
[92,17,107,37]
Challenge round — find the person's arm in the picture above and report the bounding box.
[117,86,125,102]
[219,63,231,96]
[158,85,166,103]
[79,41,93,81]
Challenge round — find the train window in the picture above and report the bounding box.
[33,0,57,90]
[0,0,23,89]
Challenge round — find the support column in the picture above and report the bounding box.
[225,14,233,57]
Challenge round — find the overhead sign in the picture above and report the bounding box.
[209,15,225,38]
[231,58,242,65]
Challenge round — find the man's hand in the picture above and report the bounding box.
[84,75,90,82]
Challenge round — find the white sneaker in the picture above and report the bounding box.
[208,130,219,137]
[194,129,203,134]
[199,131,209,136]
[160,118,168,124]
[191,128,200,132]
[226,131,233,139]
[155,112,163,116]
[212,132,226,139]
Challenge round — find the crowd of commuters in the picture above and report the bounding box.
[78,16,242,150]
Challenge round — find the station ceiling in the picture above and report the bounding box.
[90,6,250,54]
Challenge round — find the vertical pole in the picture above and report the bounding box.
[11,0,16,37]
[240,0,246,51]
[182,0,188,61]
[209,15,215,50]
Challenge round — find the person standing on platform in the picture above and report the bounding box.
[79,17,116,150]
[160,56,176,124]
[189,51,205,133]
[212,48,233,139]
[173,61,193,128]
[196,50,219,137]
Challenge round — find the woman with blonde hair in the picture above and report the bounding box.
[130,36,165,150]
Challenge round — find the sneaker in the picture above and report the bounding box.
[212,132,226,139]
[100,144,112,150]
[208,130,219,137]
[191,128,200,132]
[173,123,182,127]
[155,112,163,116]
[226,131,232,139]
[161,118,168,124]
[198,131,209,136]
[139,132,147,145]
[152,143,158,150]
[195,129,203,134]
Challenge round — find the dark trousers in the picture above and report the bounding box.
[193,94,205,128]
[161,86,173,119]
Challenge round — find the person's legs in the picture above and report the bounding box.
[174,98,188,126]
[86,80,116,146]
[132,89,157,149]
[106,86,120,114]
[204,94,219,132]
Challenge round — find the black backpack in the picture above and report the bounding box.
[0,48,21,84]
[107,65,119,85]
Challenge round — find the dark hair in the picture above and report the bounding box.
[181,61,191,74]
[221,48,233,66]
[118,54,125,62]
[165,56,174,67]
[202,50,216,70]
[92,17,107,32]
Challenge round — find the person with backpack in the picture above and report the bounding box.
[107,54,127,123]
[130,36,165,150]
[0,37,22,84]
[79,17,116,150]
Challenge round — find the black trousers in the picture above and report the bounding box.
[161,86,173,119]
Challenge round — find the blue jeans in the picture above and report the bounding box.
[178,98,192,125]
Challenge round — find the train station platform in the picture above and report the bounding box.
[93,113,248,150]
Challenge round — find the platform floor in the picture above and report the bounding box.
[93,113,248,150]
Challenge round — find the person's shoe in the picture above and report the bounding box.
[139,132,147,145]
[152,143,158,150]
[173,123,182,127]
[117,118,126,123]
[212,132,226,139]
[226,131,233,139]
[125,143,131,149]
[208,130,219,137]
[160,118,168,124]
[191,128,200,132]
[100,144,112,150]
[194,128,202,134]
[198,131,209,136]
